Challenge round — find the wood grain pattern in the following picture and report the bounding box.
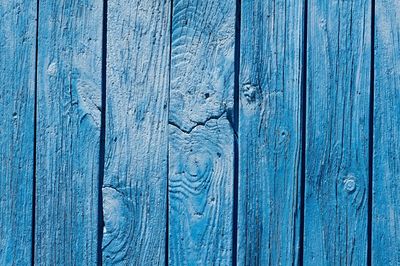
[4,0,400,264]
[304,0,371,264]
[237,0,304,264]
[168,0,235,264]
[0,1,36,264]
[373,0,400,264]
[103,0,171,264]
[35,1,103,264]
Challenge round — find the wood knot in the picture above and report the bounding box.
[47,62,58,76]
[242,84,259,104]
[186,151,212,179]
[102,186,135,264]
[343,176,356,193]
[102,187,134,239]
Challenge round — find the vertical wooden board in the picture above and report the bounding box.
[238,0,303,265]
[305,0,371,264]
[168,0,235,264]
[373,1,400,264]
[0,1,36,264]
[103,0,170,264]
[35,1,102,265]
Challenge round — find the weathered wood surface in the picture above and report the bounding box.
[168,0,236,264]
[0,1,36,264]
[5,0,400,264]
[237,0,304,264]
[304,0,371,264]
[35,0,103,264]
[103,0,171,264]
[373,0,400,264]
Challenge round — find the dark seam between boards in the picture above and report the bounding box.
[32,0,40,265]
[97,0,108,265]
[367,0,375,265]
[298,0,308,265]
[232,0,241,265]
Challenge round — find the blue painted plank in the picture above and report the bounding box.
[238,0,304,264]
[35,1,103,264]
[103,0,171,264]
[304,0,371,264]
[168,0,235,264]
[373,1,400,264]
[0,1,36,264]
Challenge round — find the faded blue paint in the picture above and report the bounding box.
[0,1,36,264]
[1,0,400,265]
[238,0,304,265]
[103,0,171,264]
[373,0,400,265]
[304,0,371,264]
[168,0,235,264]
[35,0,103,265]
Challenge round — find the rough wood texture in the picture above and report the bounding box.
[237,0,304,264]
[304,0,371,264]
[35,1,103,264]
[103,0,171,264]
[0,1,36,264]
[373,1,400,264]
[168,0,235,264]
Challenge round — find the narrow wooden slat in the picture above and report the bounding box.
[35,1,103,264]
[0,1,36,264]
[373,0,400,264]
[237,0,304,264]
[168,0,235,264]
[304,0,371,264]
[103,0,171,264]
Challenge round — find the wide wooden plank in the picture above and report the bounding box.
[304,0,371,264]
[0,1,36,264]
[237,0,304,264]
[168,0,235,264]
[103,0,171,264]
[35,1,103,264]
[373,0,400,264]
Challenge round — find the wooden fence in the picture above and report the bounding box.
[1,0,399,265]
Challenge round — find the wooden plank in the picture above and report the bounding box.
[373,0,400,264]
[237,0,304,264]
[0,1,36,264]
[304,0,371,264]
[35,1,103,264]
[168,0,235,264]
[103,0,171,264]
